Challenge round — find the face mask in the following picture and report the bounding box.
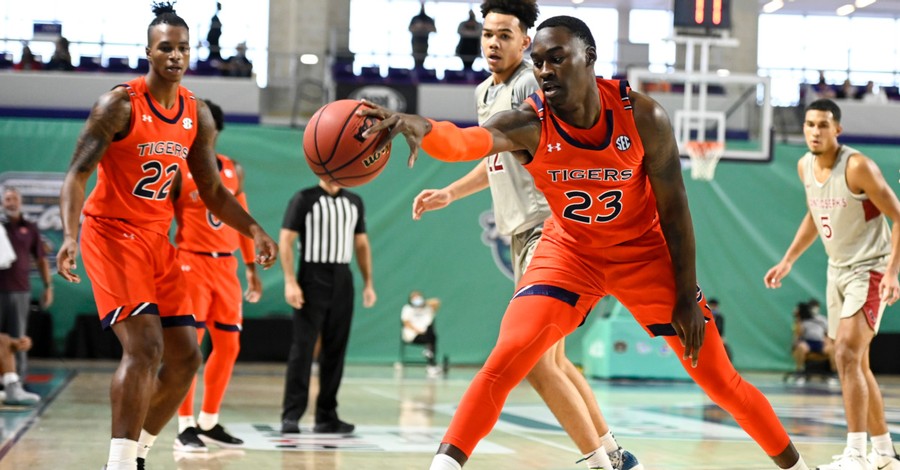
[411,296,425,307]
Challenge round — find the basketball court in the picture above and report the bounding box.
[0,359,894,469]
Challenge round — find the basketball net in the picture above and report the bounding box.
[685,141,724,181]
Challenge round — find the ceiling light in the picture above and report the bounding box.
[300,54,319,65]
[572,0,584,4]
[836,4,856,15]
[762,1,784,13]
[855,0,877,7]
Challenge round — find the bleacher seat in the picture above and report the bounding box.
[884,86,899,100]
[387,67,412,83]
[443,69,468,83]
[105,57,131,73]
[415,68,438,83]
[331,61,356,82]
[193,59,218,76]
[76,56,102,71]
[0,53,12,69]
[359,66,381,80]
[136,58,149,73]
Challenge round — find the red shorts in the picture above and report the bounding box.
[80,216,194,329]
[519,223,710,335]
[176,249,243,331]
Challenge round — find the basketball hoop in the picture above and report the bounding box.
[685,141,724,181]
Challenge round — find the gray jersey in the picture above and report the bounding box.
[475,60,551,236]
[803,145,891,267]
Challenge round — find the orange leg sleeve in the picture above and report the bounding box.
[442,295,584,457]
[664,320,791,457]
[201,326,241,414]
[178,328,207,418]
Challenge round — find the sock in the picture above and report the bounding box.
[872,432,896,456]
[584,447,613,469]
[136,430,157,460]
[198,411,219,431]
[847,432,867,455]
[2,372,19,387]
[599,431,619,454]
[178,415,197,433]
[429,453,462,470]
[784,456,809,470]
[106,438,138,470]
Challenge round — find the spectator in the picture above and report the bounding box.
[45,36,74,72]
[222,42,252,77]
[13,44,42,71]
[409,2,436,69]
[808,70,835,100]
[456,10,482,71]
[835,79,855,100]
[207,2,223,62]
[857,80,888,104]
[401,290,441,377]
[790,301,834,385]
[0,186,53,380]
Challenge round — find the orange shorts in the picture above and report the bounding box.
[80,216,194,329]
[518,223,711,335]
[176,249,243,331]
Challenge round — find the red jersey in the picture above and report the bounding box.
[524,78,657,248]
[82,76,198,235]
[174,154,252,258]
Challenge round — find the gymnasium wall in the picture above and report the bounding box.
[2,117,900,371]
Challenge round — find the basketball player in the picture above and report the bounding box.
[171,100,261,452]
[765,99,900,470]
[361,16,809,470]
[56,4,277,469]
[411,2,638,469]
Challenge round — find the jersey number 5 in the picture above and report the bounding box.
[562,190,623,224]
[133,160,179,200]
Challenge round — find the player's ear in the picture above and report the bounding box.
[145,46,151,58]
[586,46,597,65]
[522,35,531,52]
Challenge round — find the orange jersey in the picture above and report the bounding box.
[174,154,252,259]
[83,76,198,235]
[524,78,657,248]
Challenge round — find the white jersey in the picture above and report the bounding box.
[803,145,891,267]
[475,60,551,236]
[401,304,435,342]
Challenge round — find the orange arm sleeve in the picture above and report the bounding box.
[236,192,255,265]
[421,119,494,162]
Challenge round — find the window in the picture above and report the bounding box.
[629,9,676,74]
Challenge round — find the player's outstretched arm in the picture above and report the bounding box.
[633,90,704,367]
[188,100,276,268]
[412,163,489,220]
[57,88,132,283]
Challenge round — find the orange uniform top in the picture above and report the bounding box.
[83,77,198,235]
[524,78,657,249]
[174,154,254,262]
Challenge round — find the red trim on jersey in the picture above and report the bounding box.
[862,199,882,222]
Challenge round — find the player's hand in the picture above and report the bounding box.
[362,285,377,308]
[244,269,262,303]
[764,260,792,289]
[251,227,277,269]
[56,237,81,283]
[41,287,54,309]
[357,99,431,169]
[879,273,900,306]
[12,336,32,352]
[671,301,705,368]
[284,280,304,309]
[412,189,452,220]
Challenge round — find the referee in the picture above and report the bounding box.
[278,178,377,434]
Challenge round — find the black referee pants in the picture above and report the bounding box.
[281,263,355,425]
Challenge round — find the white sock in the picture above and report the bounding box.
[2,372,19,387]
[784,456,809,470]
[599,431,619,454]
[872,432,896,456]
[429,453,462,470]
[847,432,868,455]
[136,429,157,459]
[584,447,613,469]
[178,415,197,433]
[106,438,138,470]
[198,411,219,431]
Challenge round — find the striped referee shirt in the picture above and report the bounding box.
[282,186,366,265]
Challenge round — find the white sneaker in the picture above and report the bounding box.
[868,449,900,470]
[426,365,442,378]
[3,382,39,406]
[816,447,868,469]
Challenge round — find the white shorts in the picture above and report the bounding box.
[825,258,887,339]
[511,223,544,284]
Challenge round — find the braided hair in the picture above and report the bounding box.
[148,2,189,43]
[480,0,539,31]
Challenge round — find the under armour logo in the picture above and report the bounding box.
[547,143,562,152]
[615,135,631,151]
[142,115,152,123]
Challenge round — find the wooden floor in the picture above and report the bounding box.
[0,358,894,469]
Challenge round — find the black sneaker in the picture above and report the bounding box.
[313,419,355,434]
[281,419,301,434]
[173,426,208,453]
[197,423,244,448]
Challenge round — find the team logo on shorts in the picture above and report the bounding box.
[182,118,193,130]
[615,135,631,151]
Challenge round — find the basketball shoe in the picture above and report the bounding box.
[3,381,39,405]
[608,447,644,470]
[174,426,208,452]
[868,449,900,470]
[197,424,244,448]
[816,447,868,469]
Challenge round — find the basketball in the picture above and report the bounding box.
[303,99,392,187]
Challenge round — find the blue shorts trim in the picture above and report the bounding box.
[513,284,580,307]
[213,321,242,332]
[160,315,199,328]
[100,302,159,330]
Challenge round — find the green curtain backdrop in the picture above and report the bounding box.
[2,117,898,371]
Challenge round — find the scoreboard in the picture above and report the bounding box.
[673,0,732,32]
